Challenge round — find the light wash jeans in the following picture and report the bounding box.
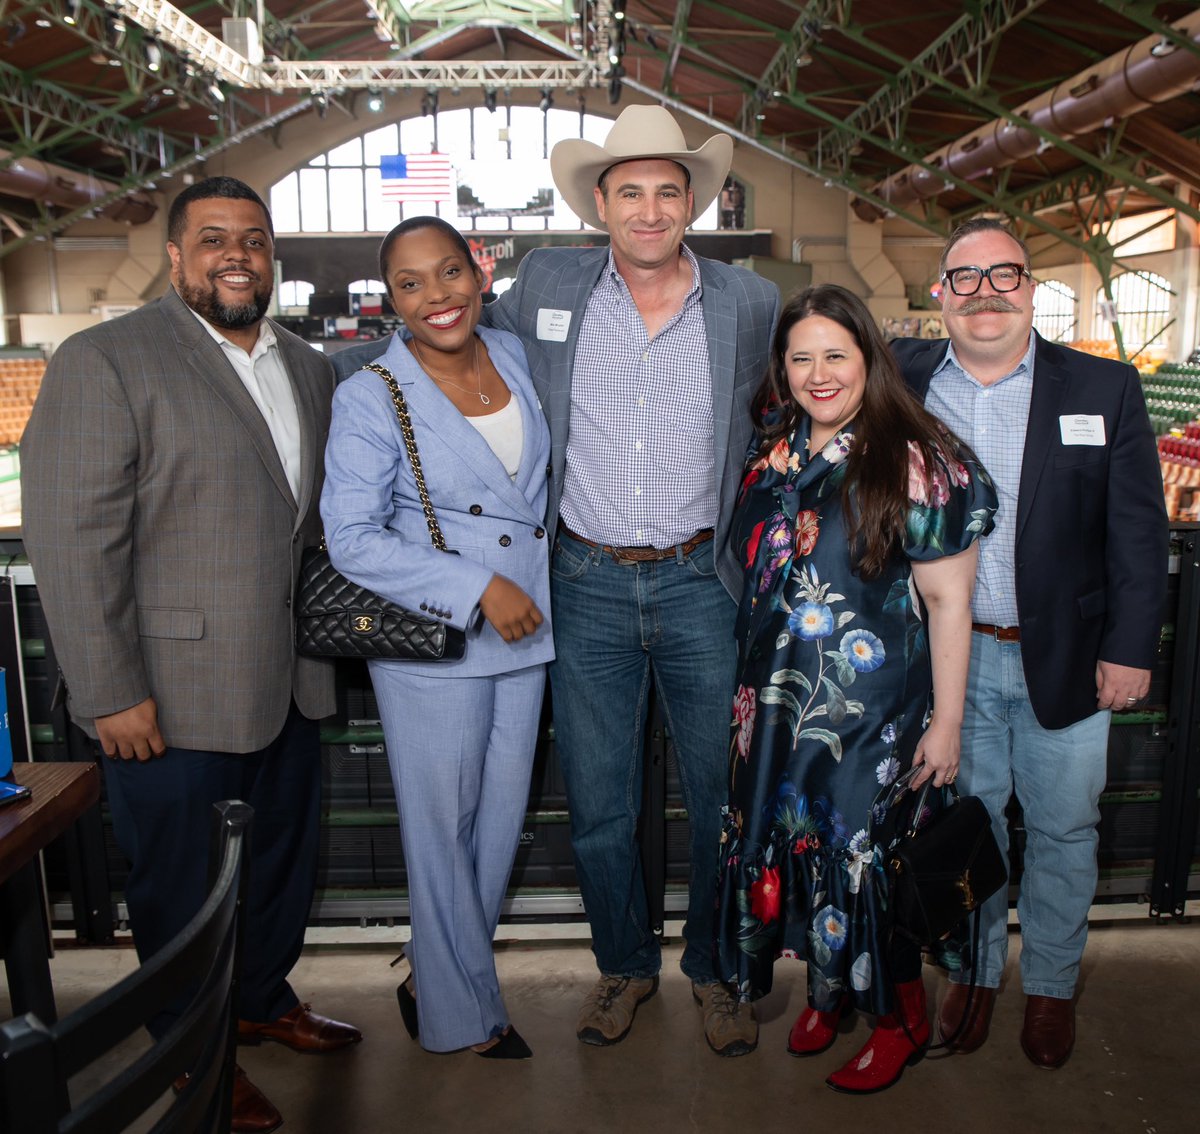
[548,530,737,983]
[954,631,1110,998]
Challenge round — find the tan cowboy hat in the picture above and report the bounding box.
[550,104,733,231]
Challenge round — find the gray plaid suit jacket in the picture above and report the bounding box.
[487,245,780,596]
[20,287,336,752]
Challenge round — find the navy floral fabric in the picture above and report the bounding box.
[715,420,997,1013]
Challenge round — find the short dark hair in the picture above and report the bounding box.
[377,215,478,286]
[167,176,273,246]
[939,217,1030,277]
[597,159,692,197]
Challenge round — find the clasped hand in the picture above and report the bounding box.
[479,575,544,642]
[95,697,167,762]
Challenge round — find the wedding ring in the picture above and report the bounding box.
[1126,696,1139,703]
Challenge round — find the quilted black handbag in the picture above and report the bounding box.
[874,767,1007,947]
[295,362,467,662]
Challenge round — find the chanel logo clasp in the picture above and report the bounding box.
[352,614,376,634]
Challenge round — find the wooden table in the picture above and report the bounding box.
[0,762,100,1024]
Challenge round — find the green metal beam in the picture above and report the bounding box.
[831,19,1200,224]
[662,0,695,93]
[0,62,187,171]
[0,98,313,260]
[738,0,845,134]
[1093,0,1200,59]
[622,73,952,239]
[766,76,1135,256]
[818,0,1049,169]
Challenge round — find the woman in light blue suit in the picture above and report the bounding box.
[322,217,553,1058]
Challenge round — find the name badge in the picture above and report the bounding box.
[1059,414,1106,446]
[537,308,571,342]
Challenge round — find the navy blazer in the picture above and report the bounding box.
[486,245,780,596]
[893,333,1167,730]
[322,327,554,679]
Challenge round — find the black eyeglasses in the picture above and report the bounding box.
[941,262,1031,296]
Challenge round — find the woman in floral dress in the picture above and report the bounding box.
[715,284,997,1093]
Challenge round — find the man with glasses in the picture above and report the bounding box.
[891,217,1166,1069]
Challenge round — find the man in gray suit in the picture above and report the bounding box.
[487,106,779,1055]
[21,177,360,1133]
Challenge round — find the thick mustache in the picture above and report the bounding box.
[958,295,1020,315]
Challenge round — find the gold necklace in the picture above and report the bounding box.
[411,337,490,406]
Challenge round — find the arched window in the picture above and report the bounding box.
[277,280,315,308]
[1095,271,1172,352]
[348,279,386,295]
[269,107,722,236]
[1032,279,1076,343]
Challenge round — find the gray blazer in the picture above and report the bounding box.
[486,246,780,596]
[20,287,337,752]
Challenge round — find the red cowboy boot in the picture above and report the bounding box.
[787,996,852,1057]
[825,979,930,1094]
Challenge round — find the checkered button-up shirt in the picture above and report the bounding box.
[559,245,716,548]
[926,332,1036,626]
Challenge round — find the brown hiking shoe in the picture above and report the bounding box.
[692,981,758,1057]
[576,974,659,1046]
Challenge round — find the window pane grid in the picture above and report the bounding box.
[1033,279,1076,343]
[1094,271,1171,352]
[270,107,722,236]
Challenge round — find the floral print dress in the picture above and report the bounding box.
[715,420,997,1013]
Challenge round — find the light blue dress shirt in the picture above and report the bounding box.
[926,333,1036,626]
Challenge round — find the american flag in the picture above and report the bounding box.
[379,153,453,203]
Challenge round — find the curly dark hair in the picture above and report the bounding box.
[750,283,957,578]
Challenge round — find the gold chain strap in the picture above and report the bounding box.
[361,361,449,552]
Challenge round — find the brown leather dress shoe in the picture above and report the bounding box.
[1020,994,1075,1069]
[238,1002,363,1054]
[231,1065,283,1133]
[937,983,996,1053]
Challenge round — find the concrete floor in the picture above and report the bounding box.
[12,913,1200,1134]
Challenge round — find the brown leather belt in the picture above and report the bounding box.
[561,523,714,563]
[972,622,1021,641]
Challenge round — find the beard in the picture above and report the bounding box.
[176,271,272,330]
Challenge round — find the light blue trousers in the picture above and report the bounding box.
[954,632,1110,998]
[368,661,546,1051]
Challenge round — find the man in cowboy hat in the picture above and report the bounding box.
[488,104,779,1055]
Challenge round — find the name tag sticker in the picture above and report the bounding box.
[537,308,571,342]
[1059,414,1106,446]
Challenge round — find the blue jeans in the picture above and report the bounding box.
[549,530,736,983]
[955,632,1110,998]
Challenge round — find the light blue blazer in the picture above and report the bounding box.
[322,326,554,679]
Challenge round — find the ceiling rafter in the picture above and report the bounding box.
[618,73,950,238]
[662,0,694,92]
[756,73,1144,255]
[1094,0,1200,57]
[830,18,1200,224]
[817,0,1049,169]
[0,64,179,170]
[257,59,599,89]
[738,0,845,134]
[0,97,313,260]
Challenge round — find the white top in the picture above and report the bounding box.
[466,395,524,480]
[187,308,303,501]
